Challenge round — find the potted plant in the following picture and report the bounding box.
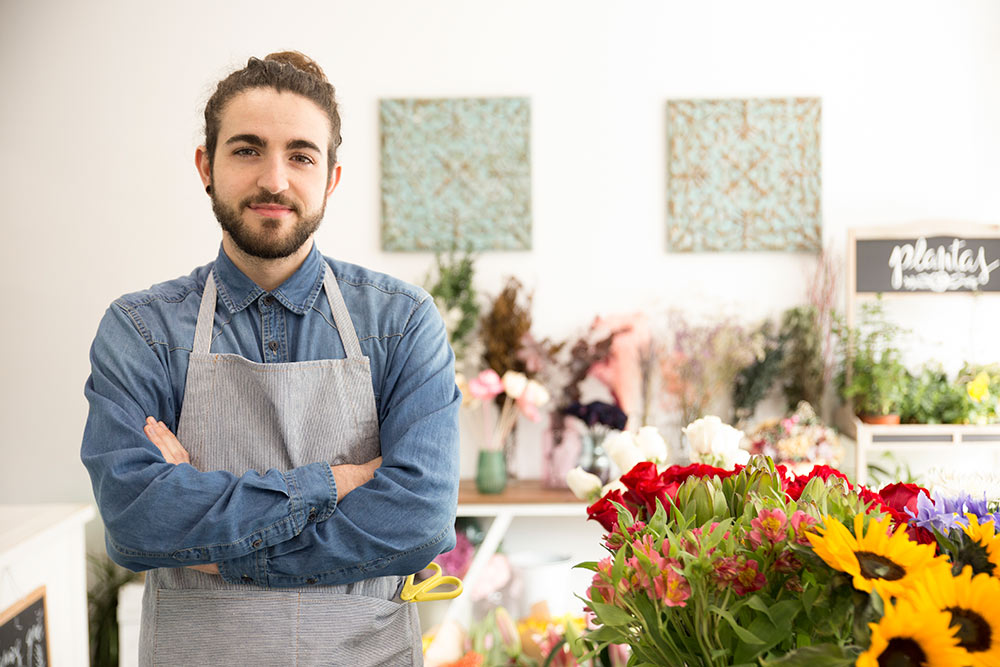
[836,297,909,424]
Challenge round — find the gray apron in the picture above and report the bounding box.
[139,264,422,666]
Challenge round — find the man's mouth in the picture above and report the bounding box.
[249,204,294,217]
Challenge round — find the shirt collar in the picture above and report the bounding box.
[212,243,326,316]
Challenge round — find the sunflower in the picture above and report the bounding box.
[857,597,966,667]
[900,565,1000,667]
[806,514,943,596]
[963,514,1000,575]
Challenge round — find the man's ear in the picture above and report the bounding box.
[327,163,342,197]
[195,146,211,189]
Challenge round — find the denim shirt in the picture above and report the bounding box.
[81,244,460,587]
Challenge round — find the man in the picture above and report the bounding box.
[81,52,460,665]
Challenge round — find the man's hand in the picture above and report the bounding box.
[144,416,190,465]
[144,417,216,574]
[331,457,382,498]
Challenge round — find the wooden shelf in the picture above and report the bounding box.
[458,479,581,505]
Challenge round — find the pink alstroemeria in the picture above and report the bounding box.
[773,549,802,574]
[789,510,819,545]
[656,567,691,607]
[733,559,767,596]
[712,555,740,589]
[748,508,788,548]
[589,557,617,605]
[468,368,504,400]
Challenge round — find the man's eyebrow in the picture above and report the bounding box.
[287,139,322,153]
[225,134,265,147]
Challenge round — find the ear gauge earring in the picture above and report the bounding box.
[205,185,212,195]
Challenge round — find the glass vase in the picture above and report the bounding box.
[476,450,507,494]
[577,431,611,485]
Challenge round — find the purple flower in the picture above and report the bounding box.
[909,490,994,534]
[564,401,628,430]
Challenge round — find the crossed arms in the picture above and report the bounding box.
[82,296,460,587]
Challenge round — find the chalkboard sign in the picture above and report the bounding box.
[0,587,48,667]
[856,236,1000,293]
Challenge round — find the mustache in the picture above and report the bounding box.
[239,191,299,213]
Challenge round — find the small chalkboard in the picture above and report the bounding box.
[856,236,1000,293]
[0,587,48,667]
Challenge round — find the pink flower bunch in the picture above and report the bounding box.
[625,535,690,608]
[466,369,550,450]
[712,555,766,596]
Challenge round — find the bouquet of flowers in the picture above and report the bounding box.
[465,369,550,452]
[574,425,1000,666]
[746,401,843,474]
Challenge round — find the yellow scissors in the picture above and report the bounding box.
[400,562,463,602]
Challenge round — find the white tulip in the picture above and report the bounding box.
[635,426,668,463]
[683,415,744,456]
[605,431,644,475]
[521,379,550,406]
[501,371,528,399]
[566,467,603,501]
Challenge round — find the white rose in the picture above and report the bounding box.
[605,431,644,475]
[501,371,528,399]
[601,479,627,496]
[566,467,603,501]
[635,426,668,463]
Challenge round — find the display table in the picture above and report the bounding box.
[842,417,1000,485]
[441,480,588,625]
[0,504,95,665]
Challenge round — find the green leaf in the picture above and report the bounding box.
[760,644,861,666]
[708,604,765,645]
[589,601,635,627]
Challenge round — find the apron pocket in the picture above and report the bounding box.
[295,591,420,667]
[152,588,297,665]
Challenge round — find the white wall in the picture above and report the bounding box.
[1,0,999,550]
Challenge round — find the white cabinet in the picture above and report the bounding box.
[0,504,95,665]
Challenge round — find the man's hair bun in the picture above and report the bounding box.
[264,51,328,83]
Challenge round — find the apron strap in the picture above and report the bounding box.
[192,270,218,354]
[192,264,364,360]
[321,263,364,359]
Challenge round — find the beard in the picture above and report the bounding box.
[212,189,326,260]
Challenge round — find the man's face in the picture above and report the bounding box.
[199,88,340,260]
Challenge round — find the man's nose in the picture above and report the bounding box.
[257,158,289,194]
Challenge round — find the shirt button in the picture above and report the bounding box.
[308,508,317,521]
[242,575,253,582]
[252,539,263,548]
[307,578,318,585]
[261,295,274,306]
[268,340,279,352]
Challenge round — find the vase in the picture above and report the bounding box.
[577,432,611,485]
[476,450,507,494]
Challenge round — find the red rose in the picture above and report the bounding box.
[660,463,734,485]
[879,482,930,519]
[805,465,851,488]
[588,489,630,532]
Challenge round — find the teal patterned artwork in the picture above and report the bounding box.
[666,98,822,252]
[380,97,532,251]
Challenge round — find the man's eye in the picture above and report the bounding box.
[234,148,258,157]
[292,154,315,165]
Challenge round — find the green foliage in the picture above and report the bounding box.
[835,297,909,417]
[900,363,972,424]
[732,320,785,425]
[425,250,479,362]
[88,554,139,667]
[780,306,825,412]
